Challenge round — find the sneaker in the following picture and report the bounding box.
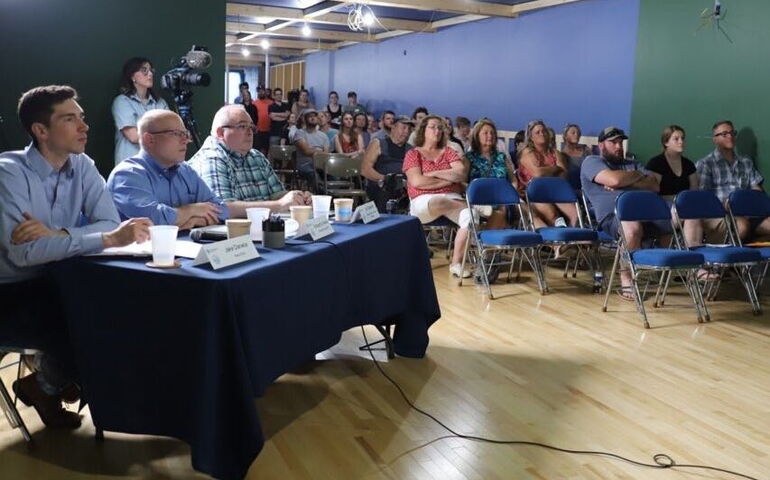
[554,217,568,228]
[449,263,472,278]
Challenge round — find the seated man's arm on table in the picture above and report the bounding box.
[422,150,468,183]
[1,163,149,267]
[361,138,384,182]
[108,166,217,228]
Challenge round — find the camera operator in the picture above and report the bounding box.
[112,57,169,165]
[361,115,414,212]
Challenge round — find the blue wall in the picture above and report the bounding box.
[305,0,639,136]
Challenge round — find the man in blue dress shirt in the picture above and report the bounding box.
[107,110,228,229]
[0,85,152,429]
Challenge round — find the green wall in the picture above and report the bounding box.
[0,0,225,176]
[631,0,770,182]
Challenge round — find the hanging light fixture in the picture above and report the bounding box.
[347,3,378,32]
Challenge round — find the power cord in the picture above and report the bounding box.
[359,327,762,480]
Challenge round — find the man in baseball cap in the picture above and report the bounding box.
[293,108,329,192]
[581,126,665,300]
[362,115,415,211]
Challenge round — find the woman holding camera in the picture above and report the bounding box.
[111,57,169,165]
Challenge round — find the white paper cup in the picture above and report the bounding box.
[149,225,179,266]
[226,219,251,239]
[290,205,312,226]
[333,198,354,222]
[245,207,271,238]
[312,195,332,219]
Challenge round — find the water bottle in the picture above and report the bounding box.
[593,271,603,293]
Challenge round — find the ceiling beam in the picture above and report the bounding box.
[227,22,377,43]
[233,37,338,51]
[512,0,588,14]
[227,3,435,32]
[361,0,517,17]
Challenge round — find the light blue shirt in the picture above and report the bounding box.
[112,93,169,165]
[106,150,229,225]
[0,144,119,283]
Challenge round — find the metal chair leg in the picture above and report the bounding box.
[0,374,32,442]
[602,247,621,312]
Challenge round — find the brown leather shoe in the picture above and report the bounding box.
[13,373,82,429]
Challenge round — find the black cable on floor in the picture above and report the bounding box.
[360,326,761,480]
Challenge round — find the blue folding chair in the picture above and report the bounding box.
[460,178,546,299]
[726,189,770,288]
[603,191,708,328]
[525,177,602,291]
[673,190,763,314]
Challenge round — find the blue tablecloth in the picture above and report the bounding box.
[50,214,440,480]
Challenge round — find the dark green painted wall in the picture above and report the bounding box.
[0,0,225,176]
[630,0,770,182]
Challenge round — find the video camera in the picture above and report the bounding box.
[161,45,212,148]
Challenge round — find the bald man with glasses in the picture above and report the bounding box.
[107,110,228,228]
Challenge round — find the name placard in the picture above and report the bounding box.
[301,216,334,240]
[350,201,381,224]
[192,235,259,270]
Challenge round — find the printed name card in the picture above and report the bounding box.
[350,201,381,224]
[302,216,335,240]
[192,235,259,270]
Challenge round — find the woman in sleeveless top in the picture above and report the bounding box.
[561,124,592,189]
[325,90,342,128]
[517,120,577,228]
[465,119,515,229]
[334,112,364,156]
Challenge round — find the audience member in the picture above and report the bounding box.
[465,118,515,229]
[107,110,228,228]
[325,90,342,127]
[517,120,576,227]
[367,114,378,134]
[372,110,396,142]
[188,105,311,216]
[354,112,371,148]
[342,91,367,116]
[335,112,364,156]
[284,112,298,145]
[362,115,414,211]
[233,81,250,104]
[252,86,272,154]
[112,57,169,165]
[403,115,470,277]
[454,116,471,151]
[1,85,151,429]
[560,124,592,188]
[408,106,429,145]
[318,111,339,151]
[238,90,259,145]
[291,88,315,117]
[581,126,663,299]
[293,108,330,192]
[268,87,290,147]
[697,120,769,241]
[444,117,465,156]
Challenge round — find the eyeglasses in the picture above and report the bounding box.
[713,130,737,138]
[149,129,191,140]
[139,66,156,75]
[222,123,257,132]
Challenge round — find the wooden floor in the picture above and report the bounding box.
[2,255,769,480]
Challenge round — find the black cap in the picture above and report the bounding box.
[598,126,628,142]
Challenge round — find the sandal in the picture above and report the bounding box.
[616,286,637,302]
[696,269,720,282]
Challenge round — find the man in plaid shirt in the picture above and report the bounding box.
[188,105,311,218]
[696,120,768,242]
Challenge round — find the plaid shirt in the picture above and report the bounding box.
[188,135,285,202]
[696,149,763,203]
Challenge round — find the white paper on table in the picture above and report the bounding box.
[86,240,203,259]
[87,241,152,257]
